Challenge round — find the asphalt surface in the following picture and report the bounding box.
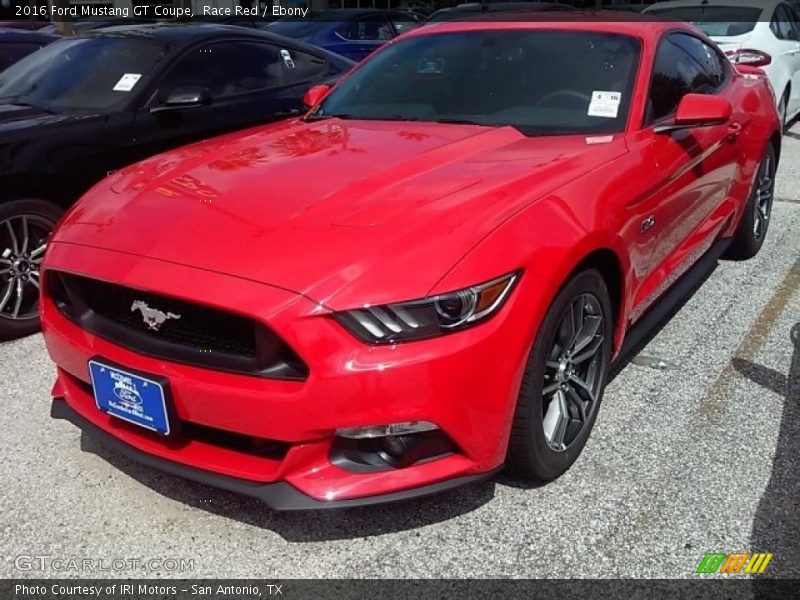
[1,129,799,580]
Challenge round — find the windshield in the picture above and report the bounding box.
[0,37,166,112]
[312,30,640,136]
[646,7,762,37]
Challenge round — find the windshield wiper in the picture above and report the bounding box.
[1,100,50,113]
[304,112,354,122]
[432,118,487,126]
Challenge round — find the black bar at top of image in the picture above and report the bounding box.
[0,0,791,23]
[2,579,800,600]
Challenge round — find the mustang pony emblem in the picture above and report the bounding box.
[131,300,181,331]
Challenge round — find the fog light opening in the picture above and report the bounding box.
[377,434,423,468]
[331,424,456,473]
[380,434,407,458]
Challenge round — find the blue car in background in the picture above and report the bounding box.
[268,9,421,61]
[0,29,58,72]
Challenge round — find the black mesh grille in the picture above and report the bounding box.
[48,271,308,380]
[76,276,256,357]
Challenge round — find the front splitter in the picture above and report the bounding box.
[50,398,497,511]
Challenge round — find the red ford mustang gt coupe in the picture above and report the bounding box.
[40,16,780,509]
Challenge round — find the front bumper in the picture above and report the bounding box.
[50,398,497,510]
[42,243,537,506]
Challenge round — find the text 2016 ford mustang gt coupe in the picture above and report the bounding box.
[41,17,780,509]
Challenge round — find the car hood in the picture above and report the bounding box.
[53,118,628,309]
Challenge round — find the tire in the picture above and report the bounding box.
[725,144,776,261]
[0,198,63,341]
[779,89,789,133]
[507,269,613,482]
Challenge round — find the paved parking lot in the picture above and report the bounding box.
[1,129,799,580]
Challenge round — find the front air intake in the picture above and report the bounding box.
[47,271,308,381]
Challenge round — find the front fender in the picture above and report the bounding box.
[430,193,632,355]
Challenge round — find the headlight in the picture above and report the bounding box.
[333,271,520,344]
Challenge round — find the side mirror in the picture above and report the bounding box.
[303,84,331,109]
[150,86,211,114]
[655,94,732,134]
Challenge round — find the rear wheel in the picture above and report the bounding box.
[507,269,612,482]
[725,144,776,261]
[0,199,63,341]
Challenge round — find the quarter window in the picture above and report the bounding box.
[647,33,727,124]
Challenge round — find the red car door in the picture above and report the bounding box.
[629,32,742,317]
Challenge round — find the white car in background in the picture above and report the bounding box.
[644,0,800,128]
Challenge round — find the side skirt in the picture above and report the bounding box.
[612,237,732,376]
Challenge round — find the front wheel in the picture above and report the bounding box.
[725,144,776,261]
[0,199,63,341]
[507,269,613,482]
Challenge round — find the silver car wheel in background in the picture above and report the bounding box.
[0,215,50,321]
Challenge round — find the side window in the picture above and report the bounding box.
[337,16,394,41]
[389,14,421,36]
[771,5,798,40]
[647,34,721,124]
[789,5,800,39]
[281,48,329,85]
[157,41,290,101]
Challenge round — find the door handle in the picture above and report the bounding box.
[727,121,742,142]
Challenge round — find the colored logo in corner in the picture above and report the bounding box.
[696,552,773,575]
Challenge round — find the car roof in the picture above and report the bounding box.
[79,22,262,43]
[75,21,316,52]
[416,11,695,38]
[0,28,59,43]
[442,2,576,12]
[644,0,780,11]
[69,22,354,66]
[295,8,406,20]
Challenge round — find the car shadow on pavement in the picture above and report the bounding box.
[732,322,800,579]
[78,432,496,541]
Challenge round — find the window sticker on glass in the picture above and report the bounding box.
[113,73,142,92]
[418,57,444,74]
[587,91,621,118]
[281,49,296,69]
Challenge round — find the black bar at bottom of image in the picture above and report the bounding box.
[2,579,799,600]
